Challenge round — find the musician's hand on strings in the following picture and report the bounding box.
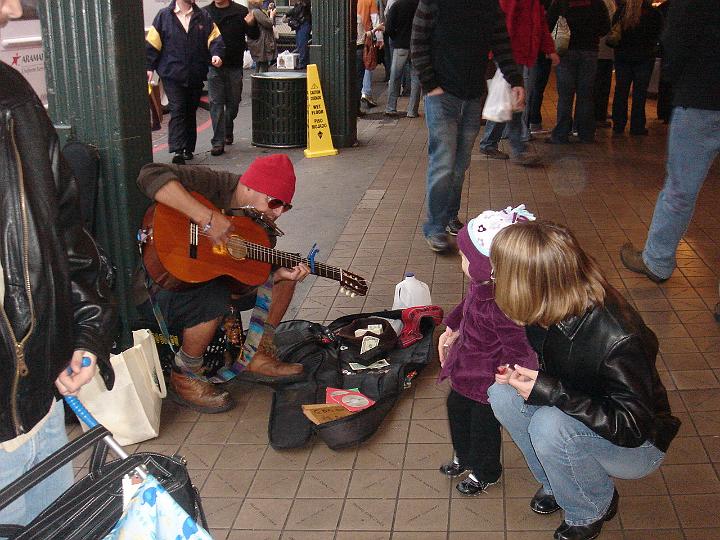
[274,263,310,283]
[203,211,233,246]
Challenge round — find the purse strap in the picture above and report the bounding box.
[0,426,111,512]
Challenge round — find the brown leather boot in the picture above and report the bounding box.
[241,351,305,384]
[169,371,235,413]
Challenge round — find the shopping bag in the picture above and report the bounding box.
[77,329,167,446]
[552,15,571,56]
[103,475,212,540]
[482,70,514,123]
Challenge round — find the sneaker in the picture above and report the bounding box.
[529,123,547,134]
[480,147,509,160]
[425,233,450,253]
[446,217,464,236]
[406,111,419,118]
[361,94,378,108]
[224,134,234,145]
[620,243,667,283]
[439,460,467,477]
[512,152,541,167]
[384,110,401,117]
[182,150,194,161]
[210,145,224,156]
[456,474,500,496]
[171,152,185,165]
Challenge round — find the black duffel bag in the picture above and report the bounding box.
[0,425,207,540]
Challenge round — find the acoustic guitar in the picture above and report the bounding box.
[140,192,368,296]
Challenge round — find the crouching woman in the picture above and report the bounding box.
[486,221,680,540]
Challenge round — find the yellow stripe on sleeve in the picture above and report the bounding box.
[207,23,221,49]
[146,26,162,51]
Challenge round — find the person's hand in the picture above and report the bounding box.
[211,56,223,68]
[147,70,154,83]
[55,351,97,396]
[374,23,385,32]
[203,211,233,246]
[494,363,513,385]
[427,87,444,97]
[508,364,538,400]
[548,52,560,66]
[511,86,526,111]
[438,327,458,367]
[269,8,276,19]
[245,11,255,24]
[274,263,310,283]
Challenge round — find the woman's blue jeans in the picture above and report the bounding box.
[488,383,666,526]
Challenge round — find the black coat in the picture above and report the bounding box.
[526,287,680,452]
[0,63,116,442]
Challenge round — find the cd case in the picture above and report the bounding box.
[325,387,376,412]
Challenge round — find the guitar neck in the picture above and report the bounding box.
[244,243,342,282]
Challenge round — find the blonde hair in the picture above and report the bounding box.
[489,221,608,327]
[621,0,644,30]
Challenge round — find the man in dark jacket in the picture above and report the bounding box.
[384,0,420,118]
[411,0,524,252]
[204,0,256,156]
[0,3,116,527]
[146,0,225,164]
[621,0,720,283]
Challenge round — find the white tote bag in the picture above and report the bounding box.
[77,329,167,446]
[482,69,514,123]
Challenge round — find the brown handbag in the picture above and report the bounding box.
[363,32,378,70]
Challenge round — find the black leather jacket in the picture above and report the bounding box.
[527,286,680,452]
[0,63,116,443]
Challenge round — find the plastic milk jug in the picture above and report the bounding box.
[393,273,432,309]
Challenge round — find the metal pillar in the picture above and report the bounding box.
[39,0,151,350]
[310,0,357,148]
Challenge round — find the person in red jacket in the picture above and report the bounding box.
[479,0,559,166]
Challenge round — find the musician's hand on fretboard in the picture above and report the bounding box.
[274,263,310,284]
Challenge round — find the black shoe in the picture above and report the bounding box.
[425,233,450,253]
[530,487,561,514]
[224,134,234,145]
[439,461,467,477]
[456,475,500,496]
[480,147,509,160]
[211,145,224,156]
[361,94,378,108]
[446,217,464,236]
[183,150,194,161]
[384,110,401,118]
[554,489,619,540]
[620,243,667,283]
[171,152,185,165]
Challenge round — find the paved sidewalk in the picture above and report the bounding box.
[82,68,720,539]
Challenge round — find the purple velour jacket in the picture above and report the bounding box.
[438,228,538,404]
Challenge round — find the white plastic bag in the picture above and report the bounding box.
[482,69,513,123]
[243,50,253,69]
[77,329,166,446]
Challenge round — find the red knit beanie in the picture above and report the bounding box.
[239,154,296,203]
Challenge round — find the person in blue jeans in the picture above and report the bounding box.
[620,0,720,283]
[546,0,610,144]
[411,0,524,253]
[487,221,680,540]
[384,0,420,118]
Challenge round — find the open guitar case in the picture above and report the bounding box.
[269,308,439,450]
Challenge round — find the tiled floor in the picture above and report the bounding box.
[72,85,720,539]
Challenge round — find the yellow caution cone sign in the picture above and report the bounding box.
[304,64,338,158]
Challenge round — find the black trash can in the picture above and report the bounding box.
[251,71,307,148]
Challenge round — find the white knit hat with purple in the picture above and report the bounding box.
[466,204,536,256]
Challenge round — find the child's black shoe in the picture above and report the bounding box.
[456,474,500,496]
[439,461,467,477]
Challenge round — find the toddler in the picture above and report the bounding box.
[438,205,538,495]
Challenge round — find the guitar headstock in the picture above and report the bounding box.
[339,269,369,297]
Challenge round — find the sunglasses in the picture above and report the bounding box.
[266,195,292,212]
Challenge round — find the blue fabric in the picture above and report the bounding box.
[422,92,483,237]
[643,107,720,279]
[0,400,73,527]
[295,21,311,69]
[385,48,420,114]
[147,1,225,84]
[552,50,598,141]
[611,58,654,133]
[103,475,211,540]
[488,383,666,526]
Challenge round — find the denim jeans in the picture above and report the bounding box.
[207,65,243,147]
[527,55,552,126]
[362,67,374,97]
[423,92,483,238]
[481,66,530,156]
[385,48,420,115]
[295,21,311,69]
[488,383,665,526]
[552,50,598,142]
[612,58,654,133]
[0,400,73,527]
[643,107,720,279]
